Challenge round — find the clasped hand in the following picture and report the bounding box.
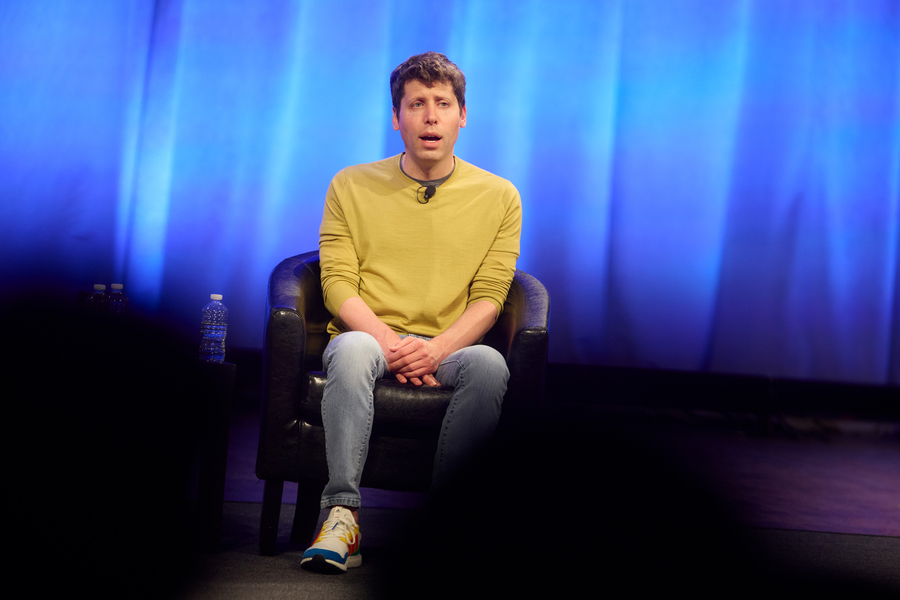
[386,336,444,387]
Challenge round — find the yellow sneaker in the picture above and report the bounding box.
[300,507,362,573]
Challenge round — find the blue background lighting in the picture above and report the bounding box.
[1,0,898,385]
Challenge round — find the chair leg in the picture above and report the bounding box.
[259,479,284,556]
[290,479,323,547]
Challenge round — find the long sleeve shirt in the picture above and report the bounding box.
[319,154,522,339]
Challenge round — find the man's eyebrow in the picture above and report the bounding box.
[407,92,454,104]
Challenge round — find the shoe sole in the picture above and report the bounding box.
[300,552,362,574]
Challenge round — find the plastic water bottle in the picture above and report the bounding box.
[87,284,109,316]
[109,283,129,318]
[200,294,228,363]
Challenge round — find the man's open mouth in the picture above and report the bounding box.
[420,135,441,142]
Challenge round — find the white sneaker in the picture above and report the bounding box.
[300,507,362,573]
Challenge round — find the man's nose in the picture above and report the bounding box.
[424,104,437,123]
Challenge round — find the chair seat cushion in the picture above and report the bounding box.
[299,372,454,438]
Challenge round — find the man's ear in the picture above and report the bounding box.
[392,107,400,131]
[459,105,467,128]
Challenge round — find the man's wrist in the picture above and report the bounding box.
[427,336,450,365]
[379,330,401,361]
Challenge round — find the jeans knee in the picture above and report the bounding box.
[448,346,508,401]
[468,345,509,381]
[323,331,384,375]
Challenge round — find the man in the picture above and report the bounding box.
[300,51,522,573]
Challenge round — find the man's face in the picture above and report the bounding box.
[392,78,466,180]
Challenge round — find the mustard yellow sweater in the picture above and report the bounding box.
[319,154,522,339]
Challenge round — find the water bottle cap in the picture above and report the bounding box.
[93,284,106,291]
[111,283,123,290]
[210,294,223,301]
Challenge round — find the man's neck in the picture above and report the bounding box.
[400,154,455,188]
[400,153,455,181]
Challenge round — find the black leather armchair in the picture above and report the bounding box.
[255,251,550,555]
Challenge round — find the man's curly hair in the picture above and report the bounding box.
[390,52,466,115]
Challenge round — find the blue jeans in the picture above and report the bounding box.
[319,331,508,509]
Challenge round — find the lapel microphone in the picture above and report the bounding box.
[416,184,439,204]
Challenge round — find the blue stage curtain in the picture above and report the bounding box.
[1,0,897,385]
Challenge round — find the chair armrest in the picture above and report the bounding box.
[483,270,551,410]
[257,251,326,479]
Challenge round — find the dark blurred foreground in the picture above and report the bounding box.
[380,409,898,598]
[5,296,203,599]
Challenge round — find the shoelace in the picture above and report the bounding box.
[319,511,358,542]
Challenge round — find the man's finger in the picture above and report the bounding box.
[389,336,420,353]
[388,350,428,372]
